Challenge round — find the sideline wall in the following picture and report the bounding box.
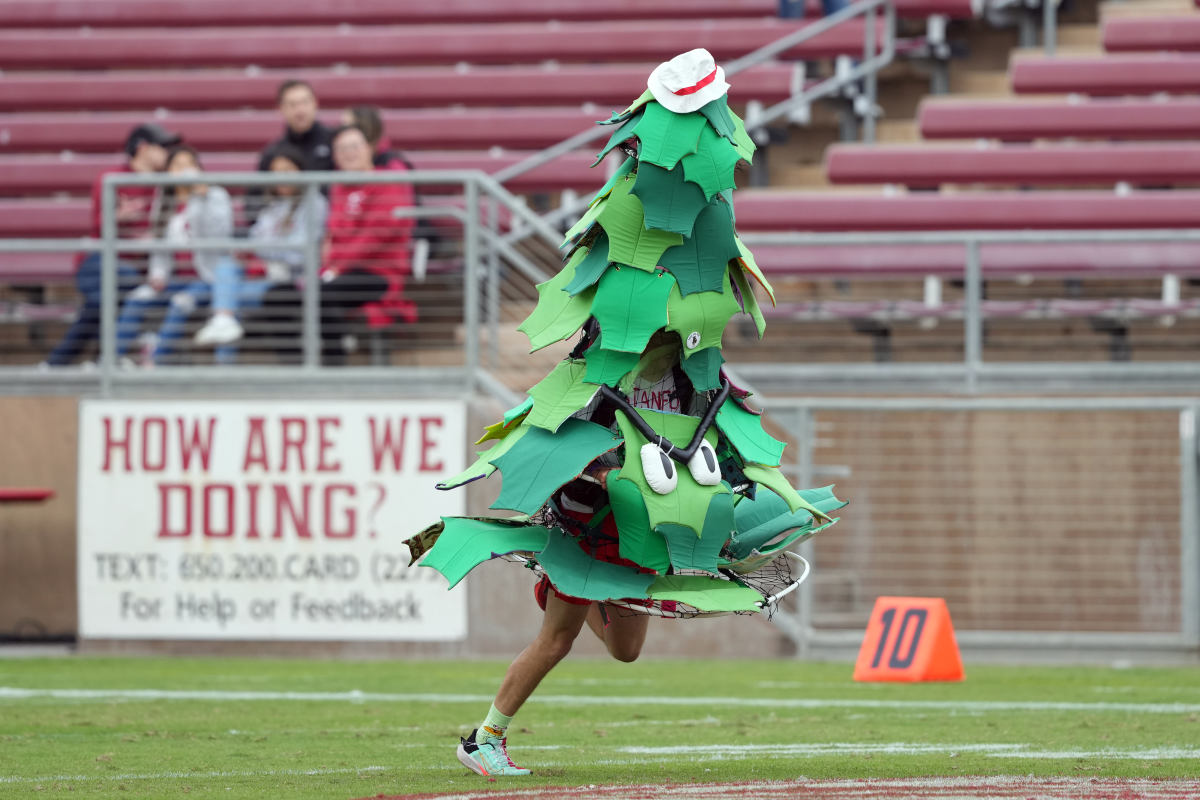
[0,395,790,658]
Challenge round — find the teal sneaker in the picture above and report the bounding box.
[456,729,532,777]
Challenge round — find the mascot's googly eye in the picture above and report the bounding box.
[686,331,701,350]
[640,442,678,495]
[687,440,722,486]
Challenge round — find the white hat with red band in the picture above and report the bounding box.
[646,48,731,114]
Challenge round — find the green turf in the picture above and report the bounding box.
[1,657,1198,798]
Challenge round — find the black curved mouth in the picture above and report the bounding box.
[598,378,732,465]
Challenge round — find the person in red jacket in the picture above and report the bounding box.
[257,124,415,363]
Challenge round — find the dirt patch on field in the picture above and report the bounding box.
[363,776,1200,800]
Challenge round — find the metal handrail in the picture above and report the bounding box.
[491,0,896,185]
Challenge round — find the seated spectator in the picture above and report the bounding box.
[257,79,334,173]
[249,143,330,283]
[342,105,414,171]
[115,146,244,365]
[42,122,179,367]
[256,125,415,364]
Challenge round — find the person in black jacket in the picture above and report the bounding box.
[257,79,334,173]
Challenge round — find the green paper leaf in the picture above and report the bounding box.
[680,346,724,392]
[612,408,728,535]
[798,484,850,517]
[657,492,735,575]
[647,574,763,613]
[743,463,832,520]
[659,200,741,296]
[563,233,611,296]
[598,178,683,271]
[589,156,636,205]
[584,334,642,386]
[730,263,767,339]
[756,517,838,557]
[666,270,739,356]
[634,103,707,169]
[490,418,619,515]
[680,126,742,201]
[518,256,596,352]
[729,109,758,162]
[591,266,675,353]
[716,400,785,467]
[593,110,644,167]
[622,90,656,117]
[698,95,736,140]
[729,490,814,559]
[418,517,550,590]
[535,527,656,601]
[526,359,601,433]
[736,237,776,306]
[504,396,535,425]
[630,162,709,237]
[436,426,531,490]
[609,474,671,573]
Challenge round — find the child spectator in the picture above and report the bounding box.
[42,123,178,367]
[115,146,242,364]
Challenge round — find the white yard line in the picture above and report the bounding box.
[616,742,1200,760]
[0,766,391,785]
[2,686,1199,714]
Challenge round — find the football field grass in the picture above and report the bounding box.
[1,656,1199,799]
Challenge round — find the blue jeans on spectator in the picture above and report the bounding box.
[45,252,140,365]
[116,258,270,365]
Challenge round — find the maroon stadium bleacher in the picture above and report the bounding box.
[1102,15,1200,53]
[731,190,1200,231]
[13,190,1200,240]
[0,64,801,113]
[918,97,1200,141]
[0,109,605,154]
[0,19,887,70]
[824,142,1200,187]
[0,151,602,196]
[0,0,977,28]
[1010,53,1200,95]
[753,242,1200,279]
[0,0,803,27]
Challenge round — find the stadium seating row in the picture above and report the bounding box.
[9,95,1199,157]
[764,298,1200,324]
[1010,53,1200,95]
[1102,14,1200,52]
[0,108,600,154]
[0,64,802,113]
[824,142,1200,187]
[916,97,1200,140]
[0,0,978,28]
[0,152,600,196]
[0,19,887,70]
[751,242,1200,278]
[9,191,1200,239]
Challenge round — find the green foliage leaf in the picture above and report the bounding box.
[490,419,619,515]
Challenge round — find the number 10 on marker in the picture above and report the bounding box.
[853,596,965,682]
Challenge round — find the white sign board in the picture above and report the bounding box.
[77,399,467,641]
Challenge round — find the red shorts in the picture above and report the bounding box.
[534,505,643,609]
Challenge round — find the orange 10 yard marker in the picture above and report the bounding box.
[853,596,964,682]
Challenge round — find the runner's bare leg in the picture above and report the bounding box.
[492,592,592,716]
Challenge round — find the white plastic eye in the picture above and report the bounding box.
[687,440,722,486]
[640,442,678,495]
[686,331,701,349]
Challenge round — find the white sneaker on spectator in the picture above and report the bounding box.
[194,315,243,346]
